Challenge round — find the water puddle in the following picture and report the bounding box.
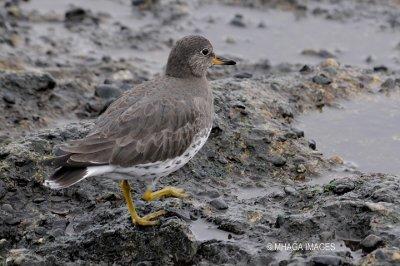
[18,1,400,71]
[189,219,231,241]
[296,94,400,174]
[236,187,267,200]
[307,171,358,186]
[188,4,400,68]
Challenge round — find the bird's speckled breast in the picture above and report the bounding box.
[112,127,212,179]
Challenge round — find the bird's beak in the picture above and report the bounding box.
[212,55,236,65]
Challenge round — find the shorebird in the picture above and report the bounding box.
[44,35,236,226]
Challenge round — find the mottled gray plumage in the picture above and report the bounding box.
[45,35,235,189]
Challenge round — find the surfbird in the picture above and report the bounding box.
[44,35,236,226]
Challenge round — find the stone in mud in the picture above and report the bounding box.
[310,255,344,266]
[209,198,228,210]
[300,64,312,73]
[2,92,15,104]
[312,74,332,85]
[0,72,56,92]
[65,8,98,25]
[379,78,397,93]
[321,58,339,68]
[373,65,388,72]
[301,49,335,58]
[234,72,252,79]
[308,139,317,150]
[332,178,355,195]
[268,156,287,167]
[230,14,246,27]
[360,234,384,253]
[5,249,45,265]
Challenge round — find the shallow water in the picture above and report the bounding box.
[20,0,400,71]
[296,94,400,174]
[189,219,231,241]
[190,4,400,68]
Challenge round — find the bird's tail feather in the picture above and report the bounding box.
[44,166,88,189]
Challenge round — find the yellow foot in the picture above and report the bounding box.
[142,186,188,202]
[133,210,167,226]
[119,180,167,226]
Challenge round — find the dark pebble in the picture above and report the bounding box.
[310,255,343,266]
[65,8,87,22]
[291,128,304,138]
[234,72,252,79]
[373,65,388,72]
[218,221,245,234]
[210,198,228,210]
[332,180,355,195]
[2,92,16,104]
[132,0,146,6]
[0,180,6,199]
[269,156,286,167]
[275,215,285,228]
[380,78,396,90]
[308,139,316,150]
[299,64,312,73]
[360,234,384,253]
[95,84,122,99]
[33,197,45,203]
[312,74,332,85]
[230,14,246,27]
[2,203,14,213]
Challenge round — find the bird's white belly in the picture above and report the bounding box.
[110,127,211,180]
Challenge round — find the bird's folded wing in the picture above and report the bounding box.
[60,97,206,167]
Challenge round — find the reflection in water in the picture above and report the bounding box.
[296,94,400,174]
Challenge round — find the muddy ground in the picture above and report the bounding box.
[0,0,400,265]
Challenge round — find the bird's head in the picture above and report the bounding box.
[166,35,236,78]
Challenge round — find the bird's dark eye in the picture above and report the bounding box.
[201,48,209,56]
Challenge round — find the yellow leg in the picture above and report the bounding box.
[142,186,188,202]
[119,180,166,226]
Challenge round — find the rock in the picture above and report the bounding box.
[210,198,228,210]
[111,70,134,81]
[65,8,98,25]
[373,65,388,72]
[258,21,267,28]
[132,0,146,6]
[234,72,252,79]
[308,139,316,150]
[95,84,122,99]
[360,234,384,253]
[301,49,335,58]
[2,92,16,104]
[299,64,312,73]
[268,156,287,167]
[310,255,344,266]
[379,78,396,93]
[332,179,355,195]
[312,74,332,85]
[218,221,245,235]
[329,155,344,164]
[365,55,374,63]
[321,58,339,68]
[1,72,56,92]
[2,203,14,213]
[284,186,296,195]
[5,249,45,265]
[0,180,6,199]
[230,14,246,27]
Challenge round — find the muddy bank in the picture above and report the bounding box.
[1,0,400,265]
[1,61,400,265]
